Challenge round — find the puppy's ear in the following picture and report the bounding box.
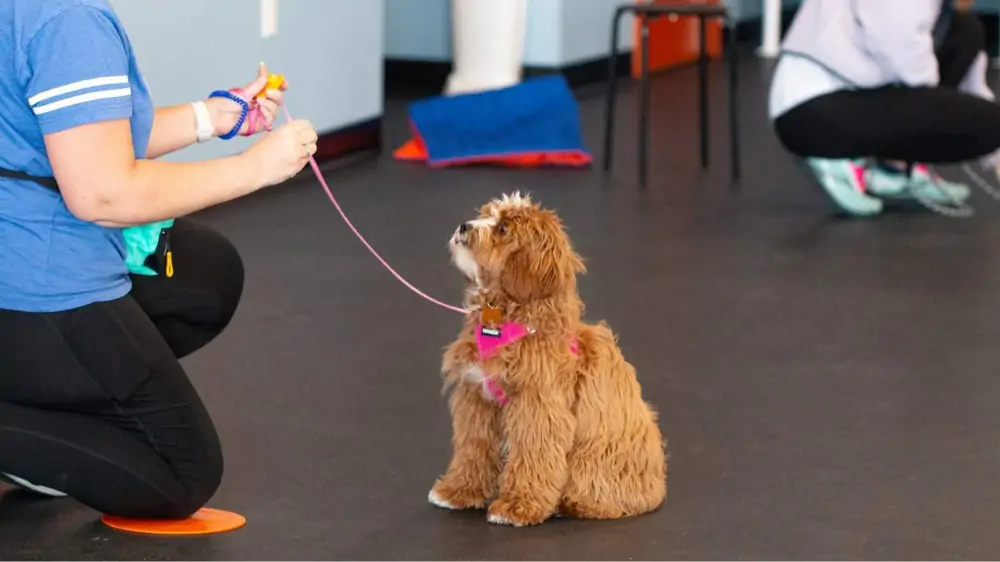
[500,210,584,302]
[501,247,562,302]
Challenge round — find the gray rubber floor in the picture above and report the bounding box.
[6,59,1000,560]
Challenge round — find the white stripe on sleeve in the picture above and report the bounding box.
[27,75,129,107]
[32,87,132,116]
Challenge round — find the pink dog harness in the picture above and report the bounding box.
[475,322,579,406]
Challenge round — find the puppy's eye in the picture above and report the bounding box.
[496,222,508,235]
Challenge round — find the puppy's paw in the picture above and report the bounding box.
[486,498,552,527]
[428,480,490,511]
[428,488,457,510]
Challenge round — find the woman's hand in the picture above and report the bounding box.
[206,62,288,137]
[241,119,318,188]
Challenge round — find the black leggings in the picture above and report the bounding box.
[775,12,1000,164]
[0,218,244,519]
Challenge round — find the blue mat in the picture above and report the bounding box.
[395,75,592,168]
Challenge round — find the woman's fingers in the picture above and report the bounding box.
[243,63,270,98]
[264,89,284,104]
[258,99,279,125]
[257,90,284,127]
[295,121,318,144]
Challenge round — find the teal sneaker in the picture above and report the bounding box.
[911,164,972,203]
[806,158,883,217]
[866,163,971,203]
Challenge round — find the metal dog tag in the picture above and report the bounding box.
[480,306,502,326]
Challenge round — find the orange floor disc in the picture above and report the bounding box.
[101,507,246,536]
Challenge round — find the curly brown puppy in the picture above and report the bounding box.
[429,192,667,527]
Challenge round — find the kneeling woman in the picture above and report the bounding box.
[770,0,1000,216]
[0,0,317,517]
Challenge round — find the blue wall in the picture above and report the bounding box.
[385,0,632,67]
[382,0,802,66]
[385,0,1000,67]
[384,0,451,60]
[115,0,384,162]
[560,0,635,64]
[382,0,794,66]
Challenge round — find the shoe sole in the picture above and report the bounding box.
[0,473,67,498]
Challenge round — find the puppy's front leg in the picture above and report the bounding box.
[488,384,575,527]
[430,338,501,510]
[430,382,502,510]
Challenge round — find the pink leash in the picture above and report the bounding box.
[281,105,469,315]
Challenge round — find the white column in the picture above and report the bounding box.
[260,0,278,39]
[758,0,781,58]
[445,0,528,95]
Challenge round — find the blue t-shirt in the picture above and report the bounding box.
[0,0,153,312]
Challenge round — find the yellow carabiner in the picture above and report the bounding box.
[165,251,174,278]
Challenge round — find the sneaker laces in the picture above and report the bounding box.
[961,162,1000,201]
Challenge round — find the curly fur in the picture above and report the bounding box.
[430,192,667,527]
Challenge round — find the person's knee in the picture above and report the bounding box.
[188,434,224,509]
[140,430,224,519]
[183,414,225,509]
[165,470,223,520]
[139,404,224,519]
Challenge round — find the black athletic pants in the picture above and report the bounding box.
[0,218,244,519]
[775,12,1000,164]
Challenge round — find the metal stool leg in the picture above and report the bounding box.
[639,15,651,188]
[603,7,626,174]
[698,15,709,170]
[727,17,741,183]
[605,6,734,187]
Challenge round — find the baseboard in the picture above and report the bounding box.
[523,53,633,90]
[725,9,798,45]
[384,59,452,98]
[384,54,632,98]
[314,117,382,165]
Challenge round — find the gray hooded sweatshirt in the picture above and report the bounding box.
[769,0,993,121]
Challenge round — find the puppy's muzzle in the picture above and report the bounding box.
[454,222,471,245]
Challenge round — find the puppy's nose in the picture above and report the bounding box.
[458,222,470,235]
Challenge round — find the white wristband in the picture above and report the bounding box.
[191,100,215,143]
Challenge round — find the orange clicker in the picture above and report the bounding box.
[257,74,285,99]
